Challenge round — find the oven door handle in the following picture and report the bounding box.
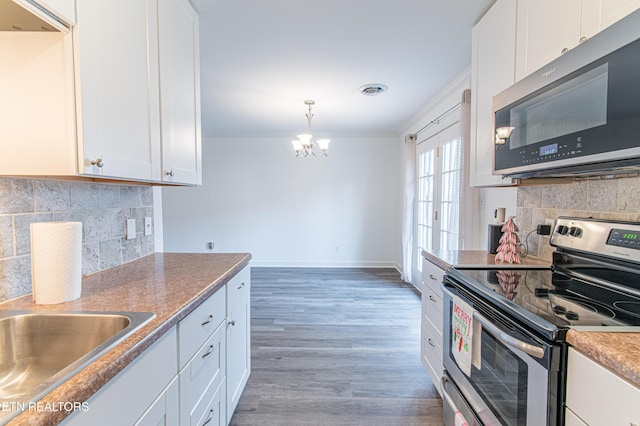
[473,311,545,359]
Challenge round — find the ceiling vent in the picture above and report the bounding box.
[359,84,388,96]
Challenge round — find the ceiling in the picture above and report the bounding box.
[193,0,496,138]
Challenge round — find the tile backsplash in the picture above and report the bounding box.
[517,175,640,261]
[0,177,154,302]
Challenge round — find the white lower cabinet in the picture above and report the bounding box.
[62,327,179,426]
[566,347,640,425]
[420,257,445,396]
[226,267,251,423]
[179,323,226,426]
[135,376,179,426]
[62,265,251,425]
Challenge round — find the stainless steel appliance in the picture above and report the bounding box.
[441,217,640,425]
[492,9,640,179]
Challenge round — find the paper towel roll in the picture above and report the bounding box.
[30,221,83,304]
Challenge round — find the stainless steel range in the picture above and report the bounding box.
[441,217,640,425]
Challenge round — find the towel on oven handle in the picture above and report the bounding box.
[452,296,482,376]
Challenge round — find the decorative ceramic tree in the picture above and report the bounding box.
[494,216,523,264]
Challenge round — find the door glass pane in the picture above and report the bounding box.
[416,147,435,272]
[440,137,461,251]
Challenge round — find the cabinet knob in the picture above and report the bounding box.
[91,158,104,168]
[165,169,175,177]
[561,47,569,55]
[228,319,236,326]
[428,338,436,348]
[429,295,438,303]
[201,315,213,326]
[238,282,245,290]
[429,274,437,281]
[578,36,588,44]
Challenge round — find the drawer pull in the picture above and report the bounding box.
[429,274,437,281]
[238,282,245,289]
[201,315,213,326]
[429,295,437,303]
[201,409,214,426]
[202,345,214,359]
[228,319,236,326]
[428,338,436,348]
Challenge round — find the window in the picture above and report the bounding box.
[415,122,462,275]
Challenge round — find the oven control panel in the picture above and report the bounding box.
[550,217,640,263]
[607,229,640,250]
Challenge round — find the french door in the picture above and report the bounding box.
[414,122,462,277]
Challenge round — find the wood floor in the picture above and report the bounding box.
[229,267,444,426]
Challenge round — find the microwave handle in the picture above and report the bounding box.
[473,311,545,359]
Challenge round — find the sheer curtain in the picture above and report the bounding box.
[459,89,480,249]
[401,134,416,283]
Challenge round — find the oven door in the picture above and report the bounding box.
[442,281,557,425]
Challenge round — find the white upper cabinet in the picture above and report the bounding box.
[0,0,202,185]
[76,0,161,181]
[158,0,202,185]
[515,0,640,80]
[470,0,517,187]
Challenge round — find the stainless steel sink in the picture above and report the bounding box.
[0,310,154,422]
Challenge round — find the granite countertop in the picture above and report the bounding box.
[422,249,551,270]
[422,249,640,389]
[0,252,251,426]
[566,330,640,388]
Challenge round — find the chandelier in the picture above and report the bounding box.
[291,100,331,157]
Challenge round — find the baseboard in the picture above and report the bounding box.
[249,260,399,268]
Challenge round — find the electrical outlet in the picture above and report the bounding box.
[126,219,136,240]
[144,217,152,236]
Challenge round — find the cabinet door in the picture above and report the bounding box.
[75,0,161,181]
[470,0,516,187]
[62,328,178,426]
[515,0,582,81]
[226,267,251,421]
[158,0,202,185]
[135,376,179,426]
[581,0,640,38]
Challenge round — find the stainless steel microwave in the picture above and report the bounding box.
[493,9,640,179]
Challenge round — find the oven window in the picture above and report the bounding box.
[461,327,528,425]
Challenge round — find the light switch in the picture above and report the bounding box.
[126,219,136,240]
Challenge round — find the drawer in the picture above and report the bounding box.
[227,266,250,313]
[422,286,443,335]
[178,286,226,368]
[421,324,443,396]
[192,378,226,426]
[180,324,224,422]
[422,258,445,296]
[566,348,640,426]
[422,319,443,366]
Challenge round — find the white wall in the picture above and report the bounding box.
[162,136,401,267]
[477,186,518,250]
